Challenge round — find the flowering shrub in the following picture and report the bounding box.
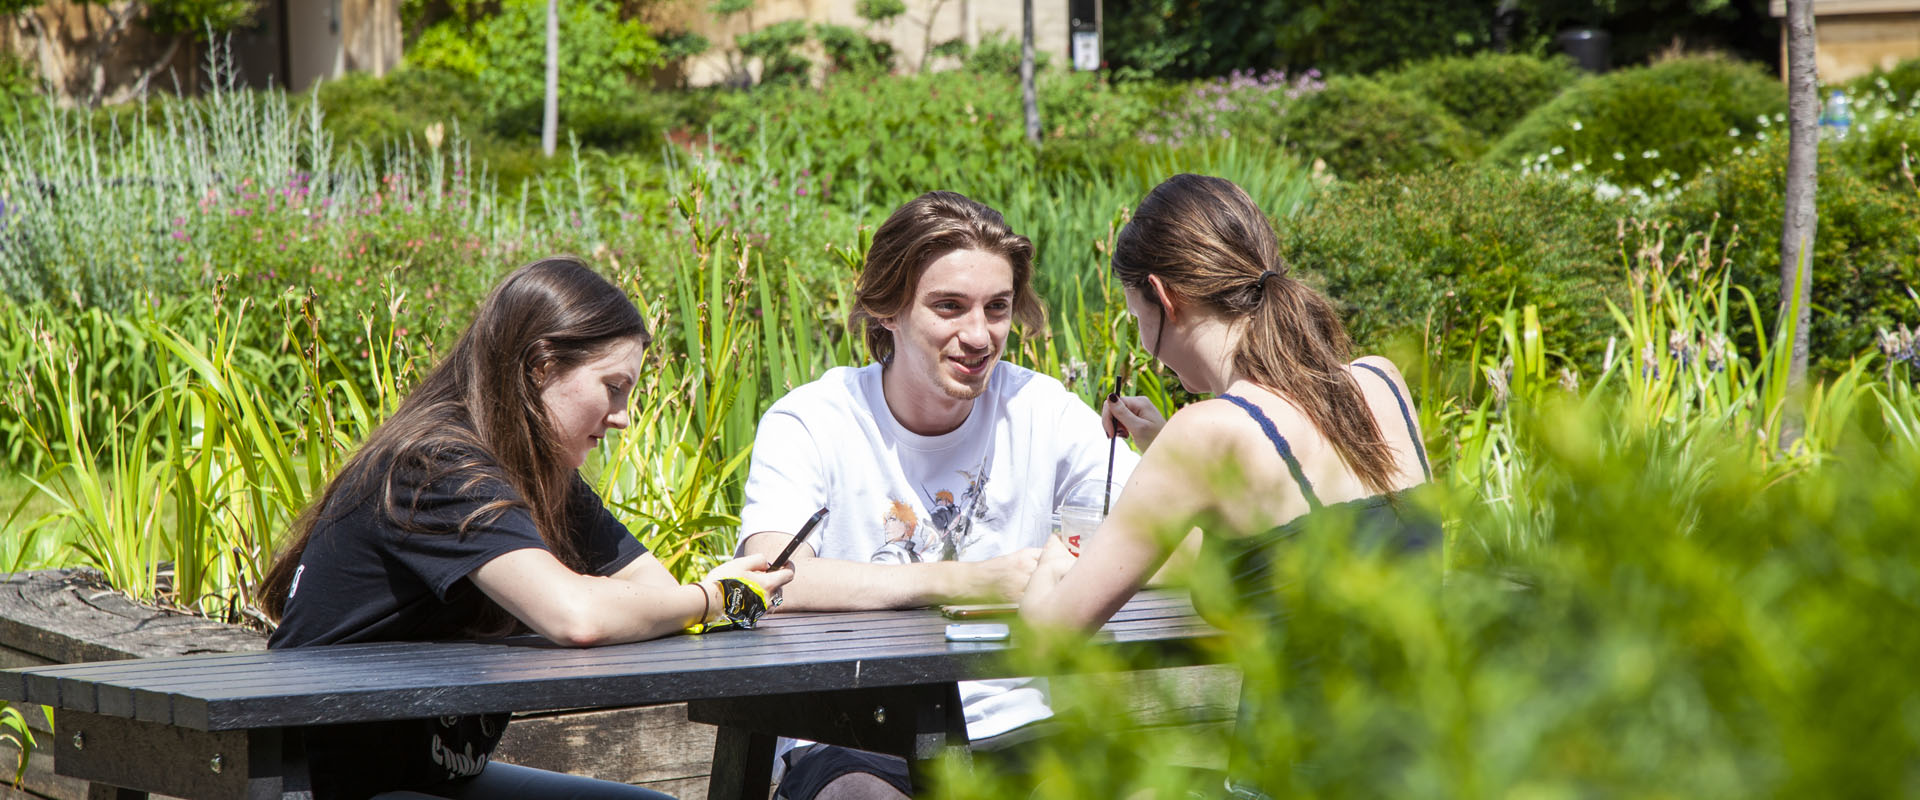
[1663,135,1920,373]
[1140,69,1325,147]
[1486,55,1785,190]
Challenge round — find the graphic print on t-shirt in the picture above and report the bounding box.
[868,465,993,564]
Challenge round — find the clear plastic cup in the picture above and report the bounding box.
[1054,478,1118,557]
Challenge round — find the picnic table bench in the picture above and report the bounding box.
[0,589,1223,800]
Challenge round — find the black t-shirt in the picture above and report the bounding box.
[269,452,647,799]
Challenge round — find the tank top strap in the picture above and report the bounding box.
[1351,361,1432,481]
[1217,393,1323,511]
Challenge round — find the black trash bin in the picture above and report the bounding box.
[1556,27,1611,73]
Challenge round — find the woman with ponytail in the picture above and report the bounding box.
[260,257,791,800]
[1021,174,1436,631]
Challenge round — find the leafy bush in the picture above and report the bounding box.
[709,71,1160,214]
[1383,52,1581,144]
[815,23,894,75]
[1831,66,1920,191]
[1845,57,1920,111]
[1279,168,1625,371]
[1140,69,1324,149]
[1103,0,1487,79]
[1276,76,1475,181]
[1831,113,1920,191]
[1664,136,1920,372]
[406,0,661,127]
[0,51,39,129]
[1486,55,1786,189]
[737,20,812,86]
[962,31,1051,76]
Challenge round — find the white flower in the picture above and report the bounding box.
[1729,127,1741,137]
[1652,177,1665,188]
[1550,145,1565,156]
[1757,115,1771,127]
[1613,152,1626,161]
[1571,120,1584,131]
[1642,149,1660,159]
[1733,146,1744,156]
[1572,162,1585,172]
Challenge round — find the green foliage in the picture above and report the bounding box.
[141,0,256,36]
[1136,69,1324,149]
[737,19,813,86]
[961,31,1049,76]
[708,71,1032,213]
[0,703,32,786]
[405,0,662,129]
[814,23,894,75]
[1664,136,1920,373]
[951,226,1920,798]
[854,0,905,24]
[0,50,39,130]
[1508,0,1780,68]
[1487,55,1785,189]
[1845,57,1920,111]
[969,413,1920,797]
[1277,76,1476,180]
[1271,0,1492,75]
[1278,168,1624,374]
[1383,52,1581,143]
[1104,0,1490,79]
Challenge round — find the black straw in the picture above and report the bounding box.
[1102,372,1125,515]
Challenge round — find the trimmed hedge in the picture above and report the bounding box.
[1486,56,1786,189]
[1280,168,1626,371]
[1383,52,1582,145]
[1277,76,1475,181]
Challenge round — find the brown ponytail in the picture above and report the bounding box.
[1111,174,1399,495]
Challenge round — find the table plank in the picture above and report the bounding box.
[2,590,1222,731]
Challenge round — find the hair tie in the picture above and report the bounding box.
[1255,270,1281,292]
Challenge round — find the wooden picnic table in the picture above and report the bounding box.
[0,589,1222,800]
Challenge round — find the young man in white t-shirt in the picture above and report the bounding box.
[738,191,1139,800]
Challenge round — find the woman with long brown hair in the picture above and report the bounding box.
[1021,173,1436,630]
[260,256,791,799]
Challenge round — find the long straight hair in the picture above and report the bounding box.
[259,257,650,628]
[847,191,1044,363]
[1111,174,1398,495]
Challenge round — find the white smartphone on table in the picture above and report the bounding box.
[944,622,1011,642]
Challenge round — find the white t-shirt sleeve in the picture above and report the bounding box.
[737,407,829,554]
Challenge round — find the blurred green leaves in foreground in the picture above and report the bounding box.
[957,400,1920,797]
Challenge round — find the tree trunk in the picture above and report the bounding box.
[1020,0,1039,145]
[542,0,560,157]
[918,0,950,74]
[1779,0,1818,435]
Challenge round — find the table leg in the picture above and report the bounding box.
[690,683,971,798]
[706,724,776,800]
[906,682,969,789]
